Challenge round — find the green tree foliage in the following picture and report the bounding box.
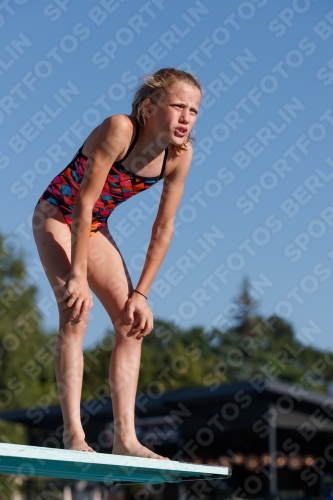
[82,275,333,400]
[82,319,222,398]
[0,235,56,414]
[0,234,58,496]
[207,275,333,392]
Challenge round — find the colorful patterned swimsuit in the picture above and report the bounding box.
[36,120,168,235]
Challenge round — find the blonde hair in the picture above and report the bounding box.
[131,68,202,153]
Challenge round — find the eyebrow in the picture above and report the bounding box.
[172,100,199,112]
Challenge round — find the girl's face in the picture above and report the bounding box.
[146,82,202,146]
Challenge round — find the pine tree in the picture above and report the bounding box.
[232,275,258,334]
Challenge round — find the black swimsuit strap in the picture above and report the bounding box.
[78,141,87,159]
[114,119,140,164]
[79,118,140,162]
[113,117,167,179]
[159,147,168,179]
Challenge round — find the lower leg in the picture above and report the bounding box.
[109,337,142,446]
[109,336,169,460]
[54,321,94,451]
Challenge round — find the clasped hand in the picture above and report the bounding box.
[125,292,153,340]
[58,277,94,322]
[58,279,152,338]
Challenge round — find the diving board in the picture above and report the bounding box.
[0,444,232,484]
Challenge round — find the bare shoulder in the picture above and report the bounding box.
[84,114,133,159]
[101,113,133,138]
[105,114,136,160]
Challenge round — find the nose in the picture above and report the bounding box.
[180,109,190,124]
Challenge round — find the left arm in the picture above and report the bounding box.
[126,145,193,337]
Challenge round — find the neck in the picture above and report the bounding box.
[134,120,169,163]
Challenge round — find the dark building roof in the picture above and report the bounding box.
[1,379,332,432]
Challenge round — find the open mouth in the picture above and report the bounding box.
[175,127,188,137]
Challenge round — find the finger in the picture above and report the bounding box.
[67,294,78,309]
[131,318,143,333]
[126,304,135,324]
[59,302,71,313]
[132,315,146,334]
[58,288,71,303]
[137,319,150,338]
[132,312,140,328]
[78,301,89,321]
[70,298,83,321]
[138,313,153,338]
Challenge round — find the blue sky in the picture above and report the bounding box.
[2,0,333,351]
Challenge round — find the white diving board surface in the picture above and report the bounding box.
[0,444,232,485]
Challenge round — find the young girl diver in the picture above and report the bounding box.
[33,68,202,460]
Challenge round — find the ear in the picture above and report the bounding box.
[142,98,157,118]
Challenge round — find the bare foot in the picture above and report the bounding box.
[64,438,96,453]
[112,440,170,460]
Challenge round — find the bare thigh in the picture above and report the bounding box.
[33,201,133,333]
[33,201,74,314]
[86,225,135,338]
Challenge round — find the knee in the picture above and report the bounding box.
[58,309,89,337]
[112,317,139,342]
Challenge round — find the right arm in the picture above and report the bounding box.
[59,115,129,321]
